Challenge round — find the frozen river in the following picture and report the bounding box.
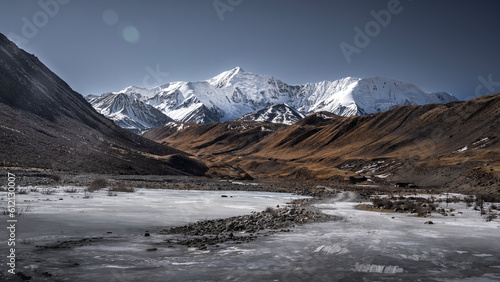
[1,188,500,281]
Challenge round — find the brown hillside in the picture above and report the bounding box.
[146,121,288,157]
[146,94,500,192]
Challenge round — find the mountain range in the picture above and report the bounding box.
[88,67,457,133]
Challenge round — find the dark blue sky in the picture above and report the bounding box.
[1,0,499,100]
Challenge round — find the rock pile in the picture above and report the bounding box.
[161,203,337,249]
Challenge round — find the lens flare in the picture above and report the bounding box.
[122,26,140,43]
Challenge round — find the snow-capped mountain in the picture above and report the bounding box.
[296,77,456,116]
[237,104,305,125]
[88,93,173,134]
[91,67,457,130]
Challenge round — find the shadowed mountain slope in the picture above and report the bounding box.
[0,33,207,175]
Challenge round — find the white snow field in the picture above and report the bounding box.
[1,189,499,281]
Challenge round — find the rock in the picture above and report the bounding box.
[144,232,150,237]
[424,221,434,225]
[41,272,52,277]
[16,272,32,280]
[226,221,236,231]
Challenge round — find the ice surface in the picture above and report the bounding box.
[1,190,499,281]
[0,187,301,239]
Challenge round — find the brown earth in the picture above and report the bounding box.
[145,94,500,193]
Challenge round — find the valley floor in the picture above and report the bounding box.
[0,176,499,281]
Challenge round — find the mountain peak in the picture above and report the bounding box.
[207,66,248,88]
[232,66,244,73]
[220,66,246,77]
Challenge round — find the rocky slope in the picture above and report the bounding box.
[0,33,206,175]
[236,103,304,125]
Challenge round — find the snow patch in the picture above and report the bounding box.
[473,254,494,257]
[354,263,404,274]
[314,244,350,255]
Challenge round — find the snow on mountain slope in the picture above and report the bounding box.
[237,104,305,125]
[93,67,458,129]
[298,76,457,116]
[88,93,173,134]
